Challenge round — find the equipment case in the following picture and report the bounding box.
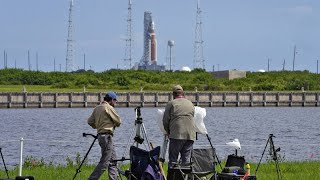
[217,173,256,180]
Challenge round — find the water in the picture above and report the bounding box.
[0,107,319,168]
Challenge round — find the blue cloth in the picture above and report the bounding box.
[141,164,164,180]
[130,146,164,180]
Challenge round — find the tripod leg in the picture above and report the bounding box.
[255,137,270,174]
[141,123,151,150]
[122,125,136,158]
[269,136,282,180]
[206,134,222,170]
[0,148,10,179]
[72,136,97,180]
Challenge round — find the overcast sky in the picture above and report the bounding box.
[1,0,319,72]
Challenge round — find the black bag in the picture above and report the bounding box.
[15,176,34,180]
[218,154,256,180]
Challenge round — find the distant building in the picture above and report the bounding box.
[180,66,192,72]
[138,63,165,71]
[212,70,246,80]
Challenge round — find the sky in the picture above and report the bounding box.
[1,0,320,72]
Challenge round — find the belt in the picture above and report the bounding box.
[98,130,113,136]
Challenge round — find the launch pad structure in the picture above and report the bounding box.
[136,11,165,71]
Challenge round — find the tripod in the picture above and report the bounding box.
[72,133,97,180]
[114,106,152,180]
[121,106,151,159]
[255,134,282,180]
[0,147,10,179]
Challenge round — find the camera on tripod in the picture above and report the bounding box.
[134,106,145,144]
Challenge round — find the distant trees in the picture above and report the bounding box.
[1,68,320,91]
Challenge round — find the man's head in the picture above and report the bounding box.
[172,85,184,98]
[104,92,117,106]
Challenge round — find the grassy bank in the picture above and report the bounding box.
[1,161,319,180]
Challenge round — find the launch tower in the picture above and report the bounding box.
[138,11,164,71]
[65,0,75,72]
[193,0,205,69]
[124,0,133,69]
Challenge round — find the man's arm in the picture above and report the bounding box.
[162,102,172,135]
[87,110,96,129]
[108,107,122,127]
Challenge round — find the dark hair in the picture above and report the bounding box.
[104,94,112,102]
[173,91,184,97]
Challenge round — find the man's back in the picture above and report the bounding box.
[164,98,196,140]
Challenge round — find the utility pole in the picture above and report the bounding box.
[15,59,16,69]
[5,52,7,68]
[54,58,56,72]
[83,53,86,70]
[193,0,205,69]
[282,59,285,71]
[28,50,31,71]
[317,60,319,74]
[3,50,5,69]
[36,52,39,71]
[267,58,270,72]
[292,45,297,71]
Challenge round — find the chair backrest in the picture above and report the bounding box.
[192,148,216,175]
[130,146,164,180]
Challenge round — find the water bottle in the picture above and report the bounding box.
[245,162,251,175]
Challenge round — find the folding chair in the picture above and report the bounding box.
[117,146,165,180]
[168,148,217,180]
[190,148,217,179]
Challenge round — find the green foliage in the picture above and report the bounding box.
[23,156,46,168]
[1,68,320,92]
[66,152,83,167]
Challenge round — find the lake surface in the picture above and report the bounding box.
[0,107,319,168]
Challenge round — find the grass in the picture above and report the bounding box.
[1,161,320,180]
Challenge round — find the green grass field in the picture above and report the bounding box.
[1,161,319,180]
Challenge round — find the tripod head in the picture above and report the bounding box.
[256,134,282,179]
[82,133,97,139]
[134,106,144,144]
[268,134,281,161]
[135,106,143,124]
[135,106,141,117]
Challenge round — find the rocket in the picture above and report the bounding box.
[149,21,157,65]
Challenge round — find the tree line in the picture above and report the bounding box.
[0,68,319,91]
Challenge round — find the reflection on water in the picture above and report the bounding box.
[0,107,319,167]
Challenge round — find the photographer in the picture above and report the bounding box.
[87,92,122,180]
[162,85,195,179]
